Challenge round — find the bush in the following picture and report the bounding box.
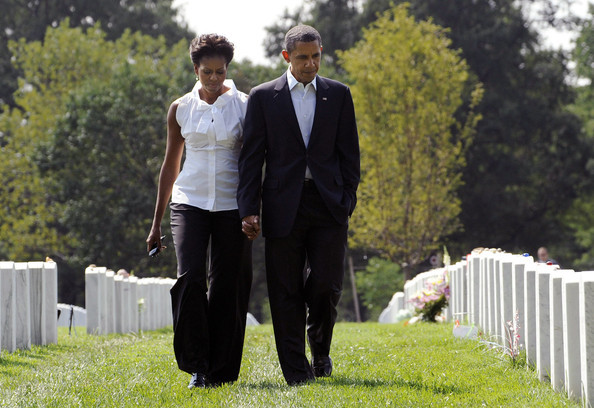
[356,257,404,321]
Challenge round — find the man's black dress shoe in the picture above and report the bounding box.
[188,373,207,389]
[312,356,333,377]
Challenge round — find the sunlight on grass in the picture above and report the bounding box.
[0,324,579,407]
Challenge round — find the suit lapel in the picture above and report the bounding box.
[274,73,306,148]
[309,76,330,150]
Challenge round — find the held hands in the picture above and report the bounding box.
[242,215,260,240]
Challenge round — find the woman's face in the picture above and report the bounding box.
[195,55,228,96]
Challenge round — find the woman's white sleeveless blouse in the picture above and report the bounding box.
[172,79,248,211]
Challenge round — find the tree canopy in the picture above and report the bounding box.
[0,0,192,110]
[341,5,482,278]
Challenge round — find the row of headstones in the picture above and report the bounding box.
[0,261,58,352]
[447,250,594,407]
[85,266,175,335]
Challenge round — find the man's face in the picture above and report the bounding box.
[538,248,548,262]
[282,40,322,84]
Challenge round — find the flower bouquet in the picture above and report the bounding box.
[409,269,450,322]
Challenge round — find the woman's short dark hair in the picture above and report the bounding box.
[284,25,322,54]
[189,34,234,66]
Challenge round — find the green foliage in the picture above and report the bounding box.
[263,7,307,59]
[356,257,404,321]
[228,59,286,93]
[0,325,579,407]
[340,5,482,278]
[0,22,192,302]
[0,0,192,110]
[406,1,586,260]
[264,0,382,71]
[38,64,175,274]
[563,5,594,269]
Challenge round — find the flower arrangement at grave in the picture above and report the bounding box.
[503,310,522,365]
[478,310,524,367]
[409,268,450,322]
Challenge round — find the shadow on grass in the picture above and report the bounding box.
[239,375,466,395]
[0,358,36,372]
[0,343,78,376]
[329,375,465,395]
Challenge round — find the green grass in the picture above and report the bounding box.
[0,323,578,407]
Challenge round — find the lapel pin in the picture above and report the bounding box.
[322,97,327,101]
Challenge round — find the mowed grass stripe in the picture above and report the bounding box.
[0,323,578,407]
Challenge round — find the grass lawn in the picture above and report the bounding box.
[0,323,578,407]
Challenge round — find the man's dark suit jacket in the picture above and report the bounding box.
[237,72,360,238]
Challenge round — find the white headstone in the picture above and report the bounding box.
[512,259,526,349]
[28,262,46,345]
[96,267,108,334]
[120,278,131,333]
[150,279,160,330]
[128,276,138,333]
[105,270,116,334]
[14,262,31,350]
[0,262,16,352]
[395,292,405,312]
[85,266,102,335]
[57,304,86,327]
[492,256,502,341]
[161,279,175,327]
[450,264,459,318]
[499,256,514,346]
[579,272,594,407]
[470,256,480,326]
[379,292,402,323]
[549,270,572,391]
[524,266,537,365]
[137,280,149,331]
[246,312,260,326]
[562,273,581,400]
[43,262,58,344]
[460,262,470,321]
[114,275,125,334]
[535,267,552,381]
[479,254,488,329]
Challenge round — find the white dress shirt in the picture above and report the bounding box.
[287,68,316,179]
[172,79,248,211]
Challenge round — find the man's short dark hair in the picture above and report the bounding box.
[284,25,322,54]
[189,34,234,66]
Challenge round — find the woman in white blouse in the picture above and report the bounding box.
[146,34,251,389]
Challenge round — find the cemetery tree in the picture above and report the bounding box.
[340,5,482,279]
[37,64,178,276]
[560,7,594,270]
[0,23,192,302]
[0,0,192,111]
[0,23,117,263]
[402,0,586,261]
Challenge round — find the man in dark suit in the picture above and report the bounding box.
[237,25,360,385]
